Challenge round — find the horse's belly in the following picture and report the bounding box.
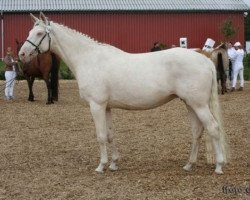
[108,93,177,110]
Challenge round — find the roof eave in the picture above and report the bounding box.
[2,9,250,13]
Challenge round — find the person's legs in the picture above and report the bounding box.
[231,68,239,91]
[4,71,12,99]
[9,72,16,98]
[239,68,244,89]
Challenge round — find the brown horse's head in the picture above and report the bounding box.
[16,39,24,57]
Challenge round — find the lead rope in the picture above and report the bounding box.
[0,77,20,97]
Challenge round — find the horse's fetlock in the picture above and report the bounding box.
[97,135,108,143]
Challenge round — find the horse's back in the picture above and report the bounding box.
[22,52,58,77]
[80,47,215,110]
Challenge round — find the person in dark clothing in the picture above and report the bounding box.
[150,42,162,52]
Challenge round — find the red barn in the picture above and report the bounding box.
[1,0,249,58]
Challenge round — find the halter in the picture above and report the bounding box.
[25,22,51,55]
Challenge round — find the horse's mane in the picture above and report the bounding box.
[50,21,111,47]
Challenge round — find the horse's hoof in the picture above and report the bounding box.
[109,162,118,171]
[215,169,224,175]
[95,163,106,173]
[183,163,193,171]
[215,163,223,174]
[95,167,105,173]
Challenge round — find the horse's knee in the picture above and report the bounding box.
[107,129,114,143]
[97,134,108,144]
[207,124,220,140]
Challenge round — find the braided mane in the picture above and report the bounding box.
[51,21,108,46]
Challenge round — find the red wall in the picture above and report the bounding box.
[1,12,245,58]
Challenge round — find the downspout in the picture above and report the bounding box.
[1,10,3,60]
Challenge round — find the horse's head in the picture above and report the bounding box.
[19,12,51,63]
[16,39,24,55]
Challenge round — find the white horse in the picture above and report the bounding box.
[19,13,229,174]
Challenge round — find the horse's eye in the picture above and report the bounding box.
[37,32,43,36]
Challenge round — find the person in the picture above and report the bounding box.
[229,42,245,91]
[150,42,161,52]
[3,47,18,100]
[226,42,235,84]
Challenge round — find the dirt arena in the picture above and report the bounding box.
[0,80,249,199]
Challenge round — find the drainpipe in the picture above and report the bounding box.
[1,10,3,60]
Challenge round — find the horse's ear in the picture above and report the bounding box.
[15,39,19,45]
[39,12,49,25]
[30,13,39,23]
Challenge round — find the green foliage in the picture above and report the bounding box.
[243,53,250,80]
[244,67,250,80]
[220,18,239,41]
[245,15,250,41]
[0,60,5,80]
[59,61,74,79]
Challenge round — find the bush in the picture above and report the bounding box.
[244,67,250,80]
[59,61,74,79]
[243,53,250,80]
[0,60,5,80]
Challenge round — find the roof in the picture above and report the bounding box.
[1,0,250,12]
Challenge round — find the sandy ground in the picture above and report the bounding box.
[0,80,249,200]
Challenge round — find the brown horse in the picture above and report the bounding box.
[16,40,60,104]
[196,44,229,94]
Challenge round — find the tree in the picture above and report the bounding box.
[245,15,250,41]
[220,18,239,41]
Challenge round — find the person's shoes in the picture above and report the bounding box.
[5,96,15,100]
[5,96,11,100]
[238,87,243,91]
[230,87,235,92]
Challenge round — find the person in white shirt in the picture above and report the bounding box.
[3,47,18,100]
[226,42,236,85]
[229,42,245,91]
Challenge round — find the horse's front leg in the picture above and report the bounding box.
[90,102,109,173]
[106,108,119,171]
[27,76,35,101]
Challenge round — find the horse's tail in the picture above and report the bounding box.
[217,52,226,83]
[205,63,230,164]
[50,53,60,101]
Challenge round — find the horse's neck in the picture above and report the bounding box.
[50,22,97,75]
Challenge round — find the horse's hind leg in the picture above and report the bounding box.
[193,106,224,174]
[106,108,119,171]
[184,105,204,171]
[222,74,227,94]
[44,76,53,104]
[27,77,35,101]
[90,102,109,173]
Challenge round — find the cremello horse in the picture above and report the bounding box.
[19,13,229,174]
